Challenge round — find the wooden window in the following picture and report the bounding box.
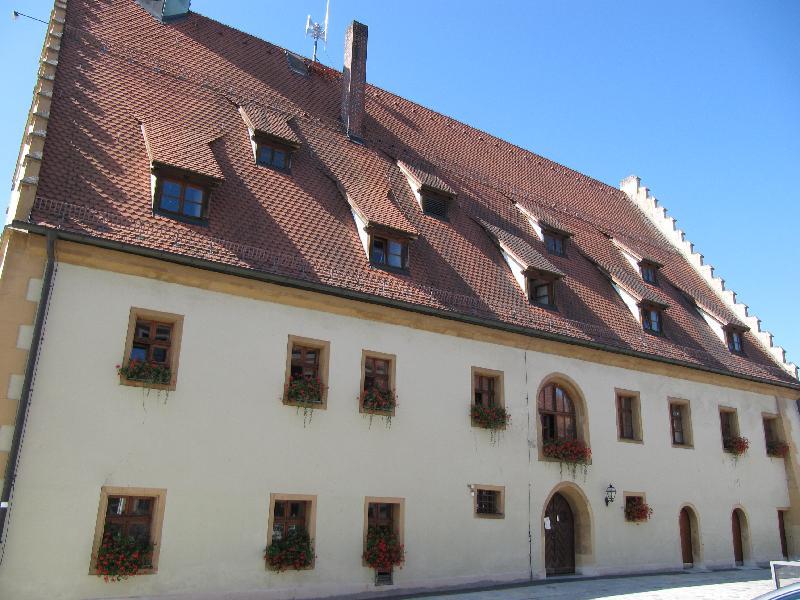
[640,262,658,285]
[726,329,744,353]
[120,308,183,390]
[473,485,505,519]
[421,191,450,219]
[544,232,566,256]
[370,236,408,270]
[256,140,291,172]
[90,486,167,574]
[623,493,650,523]
[471,367,504,409]
[641,305,663,334]
[616,390,642,442]
[669,399,693,447]
[764,416,779,446]
[528,277,556,308]
[364,497,405,584]
[283,335,330,408]
[360,350,397,415]
[156,178,208,220]
[266,493,317,569]
[539,383,577,443]
[719,408,740,451]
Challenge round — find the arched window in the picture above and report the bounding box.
[539,383,577,442]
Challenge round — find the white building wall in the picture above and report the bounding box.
[0,262,794,600]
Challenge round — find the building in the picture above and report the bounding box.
[0,1,799,598]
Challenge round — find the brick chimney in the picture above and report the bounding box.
[341,21,368,143]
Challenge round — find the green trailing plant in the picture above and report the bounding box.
[264,528,314,571]
[542,438,591,479]
[624,497,653,523]
[363,526,405,573]
[360,388,397,428]
[767,441,790,459]
[283,376,325,427]
[470,403,510,444]
[95,531,153,582]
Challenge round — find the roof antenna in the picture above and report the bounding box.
[305,0,329,62]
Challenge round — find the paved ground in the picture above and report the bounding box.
[412,569,776,600]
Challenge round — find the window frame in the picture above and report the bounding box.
[89,486,167,575]
[669,398,694,448]
[120,307,184,391]
[762,413,784,456]
[254,137,293,173]
[527,274,557,309]
[719,406,741,453]
[363,497,405,567]
[640,303,665,335]
[266,493,317,570]
[283,335,330,409]
[615,388,643,443]
[543,230,567,257]
[623,491,649,523]
[152,166,214,224]
[359,349,397,416]
[471,366,505,411]
[369,234,410,271]
[472,484,505,519]
[726,327,745,354]
[639,261,659,286]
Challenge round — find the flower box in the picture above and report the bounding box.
[284,376,325,405]
[361,388,397,414]
[265,529,314,571]
[624,497,653,522]
[724,436,750,456]
[470,404,510,431]
[363,526,404,572]
[117,360,171,386]
[542,439,591,464]
[95,532,153,582]
[767,441,790,459]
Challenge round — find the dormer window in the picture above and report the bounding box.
[155,175,210,222]
[544,231,566,257]
[370,235,408,270]
[527,274,557,309]
[726,328,744,353]
[640,261,658,285]
[256,138,292,172]
[641,304,664,335]
[421,190,450,220]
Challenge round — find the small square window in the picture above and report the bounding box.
[726,329,744,353]
[90,487,167,575]
[473,485,505,519]
[624,493,651,522]
[284,335,330,409]
[120,308,183,390]
[641,305,663,334]
[256,140,292,172]
[266,493,316,570]
[370,235,408,270]
[528,277,556,308]
[156,177,209,221]
[640,262,658,285]
[544,232,566,256]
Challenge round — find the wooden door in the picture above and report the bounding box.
[545,493,575,576]
[679,508,694,567]
[779,511,789,559]
[732,510,744,565]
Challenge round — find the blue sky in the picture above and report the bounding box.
[3,1,799,366]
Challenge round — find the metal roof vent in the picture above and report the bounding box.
[136,0,191,22]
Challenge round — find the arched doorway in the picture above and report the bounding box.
[679,507,694,567]
[732,508,750,566]
[545,492,575,576]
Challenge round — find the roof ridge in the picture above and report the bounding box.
[621,175,798,379]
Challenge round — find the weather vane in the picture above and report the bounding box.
[304,0,329,62]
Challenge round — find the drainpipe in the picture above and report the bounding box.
[0,231,57,554]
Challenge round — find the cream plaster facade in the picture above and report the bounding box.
[0,257,798,599]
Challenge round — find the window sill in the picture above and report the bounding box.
[283,398,327,410]
[475,512,505,520]
[617,437,643,445]
[470,420,508,431]
[538,454,593,467]
[265,562,315,572]
[119,375,176,392]
[671,443,694,450]
[360,407,396,417]
[90,566,157,576]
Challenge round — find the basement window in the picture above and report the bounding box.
[370,236,409,270]
[640,304,664,335]
[474,486,505,519]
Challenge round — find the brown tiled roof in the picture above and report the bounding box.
[238,104,301,147]
[26,0,797,387]
[476,218,563,278]
[398,160,456,196]
[141,120,224,180]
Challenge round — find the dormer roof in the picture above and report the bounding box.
[238,104,301,149]
[476,218,564,278]
[140,120,224,181]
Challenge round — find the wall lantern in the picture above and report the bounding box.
[604,484,617,506]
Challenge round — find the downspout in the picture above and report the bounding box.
[0,231,57,554]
